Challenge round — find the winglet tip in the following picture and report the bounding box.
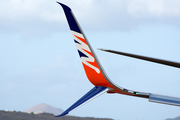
[56,1,71,11]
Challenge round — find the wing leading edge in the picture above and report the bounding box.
[56,2,180,117]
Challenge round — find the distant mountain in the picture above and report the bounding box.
[23,103,63,115]
[166,116,180,120]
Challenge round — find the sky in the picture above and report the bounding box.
[0,0,180,120]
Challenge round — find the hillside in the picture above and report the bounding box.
[0,110,113,120]
[166,116,180,120]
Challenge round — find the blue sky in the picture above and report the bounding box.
[0,0,180,120]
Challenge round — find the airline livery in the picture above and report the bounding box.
[56,2,180,117]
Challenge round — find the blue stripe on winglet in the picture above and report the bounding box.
[57,2,82,34]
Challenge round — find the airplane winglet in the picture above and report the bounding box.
[57,2,82,33]
[56,86,109,117]
[57,2,112,87]
[57,2,180,116]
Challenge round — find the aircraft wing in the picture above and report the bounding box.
[99,49,180,68]
[56,2,180,117]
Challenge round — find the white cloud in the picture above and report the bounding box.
[0,0,40,21]
[127,0,180,17]
[0,0,180,38]
[1,0,180,22]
